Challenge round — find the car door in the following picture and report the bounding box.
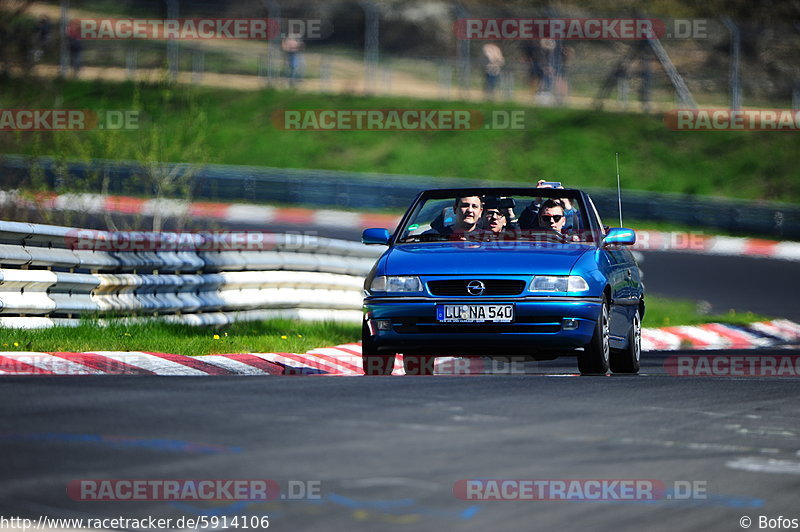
[604,245,631,340]
[620,246,644,314]
[583,194,630,340]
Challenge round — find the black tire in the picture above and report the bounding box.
[610,308,641,374]
[403,355,435,376]
[578,298,610,375]
[361,320,395,375]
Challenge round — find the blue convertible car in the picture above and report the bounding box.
[360,187,644,376]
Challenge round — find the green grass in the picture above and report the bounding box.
[0,299,770,356]
[0,319,359,356]
[642,295,771,328]
[2,77,800,203]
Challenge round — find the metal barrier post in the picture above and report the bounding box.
[165,0,179,81]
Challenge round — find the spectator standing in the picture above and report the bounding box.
[553,40,573,105]
[639,56,654,113]
[522,40,545,98]
[482,43,504,99]
[67,21,83,76]
[281,32,304,86]
[32,16,52,63]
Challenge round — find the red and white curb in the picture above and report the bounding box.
[640,320,800,351]
[4,191,800,262]
[632,231,800,261]
[0,320,797,376]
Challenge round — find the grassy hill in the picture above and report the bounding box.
[1,77,798,203]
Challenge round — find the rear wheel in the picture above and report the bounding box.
[361,320,395,375]
[578,299,610,375]
[403,355,435,376]
[610,308,641,374]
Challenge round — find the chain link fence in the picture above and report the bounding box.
[10,1,797,111]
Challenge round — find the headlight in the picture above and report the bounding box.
[530,275,590,293]
[370,276,423,293]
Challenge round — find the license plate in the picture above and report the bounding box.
[436,304,514,323]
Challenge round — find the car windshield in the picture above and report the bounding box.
[397,191,595,244]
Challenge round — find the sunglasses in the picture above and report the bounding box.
[540,214,563,222]
[485,211,506,219]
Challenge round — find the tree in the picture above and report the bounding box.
[46,79,211,232]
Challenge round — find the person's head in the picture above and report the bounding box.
[482,43,502,61]
[538,199,566,232]
[483,206,513,233]
[452,196,483,232]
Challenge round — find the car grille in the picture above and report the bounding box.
[427,279,526,296]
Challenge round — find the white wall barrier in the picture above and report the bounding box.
[0,221,382,328]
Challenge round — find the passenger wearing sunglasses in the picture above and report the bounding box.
[518,181,576,232]
[537,199,567,233]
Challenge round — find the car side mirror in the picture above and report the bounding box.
[602,228,636,247]
[362,228,391,245]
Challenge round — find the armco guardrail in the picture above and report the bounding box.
[3,155,798,240]
[0,220,381,329]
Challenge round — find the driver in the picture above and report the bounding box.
[424,196,484,238]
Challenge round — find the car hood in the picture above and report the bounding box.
[385,242,594,276]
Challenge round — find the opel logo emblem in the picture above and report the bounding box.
[467,280,485,296]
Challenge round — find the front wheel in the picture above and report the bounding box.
[361,320,395,375]
[578,299,610,375]
[610,308,641,374]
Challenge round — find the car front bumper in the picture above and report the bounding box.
[364,296,603,356]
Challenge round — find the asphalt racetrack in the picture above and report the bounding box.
[2,350,799,532]
[3,213,798,531]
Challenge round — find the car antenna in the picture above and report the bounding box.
[615,152,623,227]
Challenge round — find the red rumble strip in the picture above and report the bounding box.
[105,196,148,214]
[144,352,236,376]
[189,202,231,219]
[271,207,316,225]
[50,352,156,375]
[696,324,763,349]
[660,327,713,349]
[0,320,797,376]
[742,239,779,256]
[0,355,54,374]
[213,354,286,375]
